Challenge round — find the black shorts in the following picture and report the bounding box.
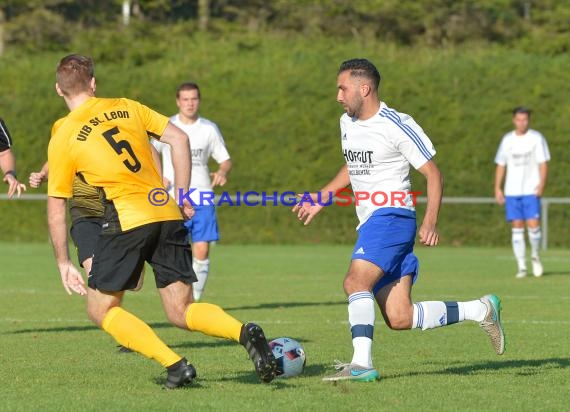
[88,220,196,292]
[70,217,104,267]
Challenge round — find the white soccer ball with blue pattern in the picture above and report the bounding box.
[269,337,306,378]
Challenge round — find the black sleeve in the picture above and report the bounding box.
[0,118,14,152]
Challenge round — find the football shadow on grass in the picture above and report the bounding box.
[219,363,328,386]
[300,363,328,377]
[225,300,345,311]
[386,357,570,379]
[214,362,327,386]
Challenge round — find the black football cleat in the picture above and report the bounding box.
[164,358,197,389]
[117,345,133,353]
[239,323,277,383]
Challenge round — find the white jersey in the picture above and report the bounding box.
[494,129,550,196]
[152,115,230,201]
[341,102,436,228]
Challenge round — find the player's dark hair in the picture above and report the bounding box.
[338,58,381,91]
[56,54,94,97]
[512,106,531,117]
[177,82,201,99]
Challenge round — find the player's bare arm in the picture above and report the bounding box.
[150,144,163,181]
[210,159,232,187]
[536,162,548,197]
[158,122,193,218]
[29,161,49,188]
[417,160,443,246]
[494,164,506,205]
[47,196,87,296]
[293,164,350,226]
[0,149,27,198]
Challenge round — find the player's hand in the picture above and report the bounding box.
[292,193,325,226]
[58,261,87,296]
[535,184,545,198]
[29,171,47,188]
[419,222,439,246]
[494,188,505,205]
[210,171,227,187]
[3,173,26,198]
[180,198,195,220]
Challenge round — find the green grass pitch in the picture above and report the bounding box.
[1,243,568,411]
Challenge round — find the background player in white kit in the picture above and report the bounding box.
[153,82,232,301]
[494,107,550,278]
[293,59,505,382]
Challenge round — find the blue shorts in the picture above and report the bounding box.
[505,195,540,221]
[184,205,219,243]
[351,208,419,295]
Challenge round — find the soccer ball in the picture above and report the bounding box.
[269,337,306,378]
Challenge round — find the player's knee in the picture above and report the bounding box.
[165,305,189,329]
[87,304,110,327]
[343,272,369,295]
[385,308,412,330]
[343,275,359,295]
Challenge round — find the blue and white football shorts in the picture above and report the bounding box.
[351,208,419,295]
[504,195,541,221]
[184,205,219,243]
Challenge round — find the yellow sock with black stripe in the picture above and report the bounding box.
[102,307,182,368]
[185,302,242,342]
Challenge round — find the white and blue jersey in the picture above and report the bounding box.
[494,129,550,222]
[495,129,550,197]
[341,102,436,292]
[152,116,230,242]
[341,102,436,228]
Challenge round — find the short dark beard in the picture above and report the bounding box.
[349,97,364,119]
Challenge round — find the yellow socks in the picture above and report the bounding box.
[101,304,242,368]
[102,306,181,368]
[185,302,242,342]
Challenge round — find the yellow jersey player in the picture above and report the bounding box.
[30,139,165,285]
[46,54,276,388]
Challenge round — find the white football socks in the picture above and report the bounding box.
[348,291,375,368]
[527,227,541,258]
[412,299,487,330]
[192,258,210,301]
[459,300,487,322]
[512,228,527,271]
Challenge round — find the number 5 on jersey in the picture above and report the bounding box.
[102,126,141,173]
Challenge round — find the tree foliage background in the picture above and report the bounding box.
[1,0,570,55]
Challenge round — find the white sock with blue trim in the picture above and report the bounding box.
[512,228,527,271]
[348,291,375,368]
[527,226,541,258]
[412,300,486,330]
[192,258,209,301]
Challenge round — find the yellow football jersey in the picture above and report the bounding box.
[48,97,182,231]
